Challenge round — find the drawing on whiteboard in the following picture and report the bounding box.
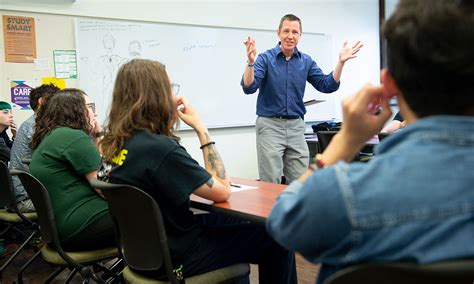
[98,34,125,92]
[128,40,142,58]
[76,18,334,127]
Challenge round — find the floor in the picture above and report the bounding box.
[249,253,320,283]
[1,246,320,283]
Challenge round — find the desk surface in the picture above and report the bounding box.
[190,177,285,224]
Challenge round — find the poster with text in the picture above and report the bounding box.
[53,50,78,79]
[10,81,34,109]
[2,15,36,63]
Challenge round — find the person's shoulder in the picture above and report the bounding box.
[298,51,314,62]
[16,115,35,133]
[130,129,179,150]
[261,44,280,57]
[48,128,89,142]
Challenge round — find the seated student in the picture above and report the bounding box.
[382,111,406,133]
[29,89,115,250]
[9,84,60,213]
[98,59,296,283]
[266,0,474,283]
[0,101,16,164]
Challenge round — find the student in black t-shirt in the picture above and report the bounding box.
[98,59,297,283]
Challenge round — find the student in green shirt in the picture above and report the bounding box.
[30,89,115,250]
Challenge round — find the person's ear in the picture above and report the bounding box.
[381,69,401,99]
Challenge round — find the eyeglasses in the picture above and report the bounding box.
[86,102,96,113]
[171,83,180,96]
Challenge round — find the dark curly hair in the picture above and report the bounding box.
[384,0,474,117]
[32,88,91,149]
[29,83,60,111]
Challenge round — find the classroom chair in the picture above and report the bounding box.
[90,178,251,284]
[377,132,391,142]
[316,131,374,162]
[323,260,474,284]
[10,169,120,284]
[0,162,38,281]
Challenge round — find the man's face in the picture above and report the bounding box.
[0,109,13,128]
[277,20,301,54]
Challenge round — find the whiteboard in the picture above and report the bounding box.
[75,18,334,129]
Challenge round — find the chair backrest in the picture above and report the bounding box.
[378,132,390,142]
[316,131,339,153]
[323,260,474,284]
[0,161,15,208]
[10,169,60,245]
[90,179,177,283]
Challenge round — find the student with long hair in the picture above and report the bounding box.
[98,59,296,283]
[30,89,114,250]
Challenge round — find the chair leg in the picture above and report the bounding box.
[0,223,13,236]
[65,267,78,283]
[44,266,66,283]
[81,266,105,284]
[0,230,36,273]
[94,260,122,282]
[17,247,41,284]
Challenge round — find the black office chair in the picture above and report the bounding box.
[0,162,38,281]
[323,260,474,284]
[11,169,120,283]
[91,178,250,284]
[315,131,338,153]
[378,132,390,142]
[316,131,373,162]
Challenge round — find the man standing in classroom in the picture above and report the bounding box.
[241,14,363,184]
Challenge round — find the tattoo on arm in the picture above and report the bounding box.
[203,133,227,179]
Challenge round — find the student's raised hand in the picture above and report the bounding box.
[244,36,257,64]
[339,84,392,147]
[176,96,207,133]
[339,40,363,63]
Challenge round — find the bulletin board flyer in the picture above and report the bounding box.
[2,15,37,63]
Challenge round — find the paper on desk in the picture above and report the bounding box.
[304,99,325,106]
[231,184,258,192]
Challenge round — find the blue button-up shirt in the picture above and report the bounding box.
[266,115,474,283]
[241,43,340,117]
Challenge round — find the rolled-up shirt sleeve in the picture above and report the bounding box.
[307,60,340,93]
[241,54,266,94]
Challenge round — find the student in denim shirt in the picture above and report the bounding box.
[267,1,474,283]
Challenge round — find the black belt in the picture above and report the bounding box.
[269,116,301,120]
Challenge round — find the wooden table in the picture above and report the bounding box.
[190,177,286,224]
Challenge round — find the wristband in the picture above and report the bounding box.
[247,63,254,67]
[200,141,216,149]
[315,154,326,168]
[309,154,326,171]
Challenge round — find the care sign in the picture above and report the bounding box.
[2,15,37,63]
[10,81,34,109]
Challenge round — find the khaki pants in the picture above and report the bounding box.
[255,116,309,184]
